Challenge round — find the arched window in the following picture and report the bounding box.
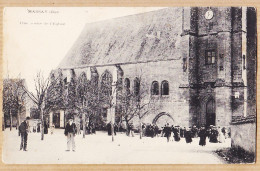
[134,77,140,96]
[101,70,113,96]
[70,69,76,82]
[161,80,169,95]
[90,67,99,86]
[77,72,87,103]
[151,81,159,95]
[78,72,87,84]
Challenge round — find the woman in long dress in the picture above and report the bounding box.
[218,127,225,143]
[173,126,180,142]
[184,127,192,144]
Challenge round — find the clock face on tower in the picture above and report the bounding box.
[205,10,214,20]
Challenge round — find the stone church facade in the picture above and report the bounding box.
[48,7,256,129]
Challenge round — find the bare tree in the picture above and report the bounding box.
[22,72,50,140]
[45,71,65,116]
[3,79,27,131]
[117,88,137,136]
[99,71,118,142]
[129,74,155,139]
[76,73,92,138]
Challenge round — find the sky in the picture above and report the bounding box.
[3,7,165,92]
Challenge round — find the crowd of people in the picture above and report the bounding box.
[140,123,230,146]
[18,116,231,152]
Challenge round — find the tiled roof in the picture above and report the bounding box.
[58,8,183,69]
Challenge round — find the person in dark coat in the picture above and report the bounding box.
[180,127,184,138]
[44,120,48,134]
[184,127,192,144]
[145,124,150,137]
[107,122,112,136]
[209,127,218,143]
[37,122,41,132]
[164,123,171,142]
[150,125,155,138]
[173,126,181,142]
[154,125,159,137]
[64,118,77,151]
[19,117,30,151]
[198,126,207,146]
[114,123,118,136]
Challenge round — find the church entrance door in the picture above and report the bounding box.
[206,99,215,127]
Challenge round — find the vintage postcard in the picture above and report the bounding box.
[2,7,257,164]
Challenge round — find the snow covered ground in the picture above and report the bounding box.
[2,129,230,164]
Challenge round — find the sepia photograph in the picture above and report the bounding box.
[2,7,257,164]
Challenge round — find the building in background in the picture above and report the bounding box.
[3,79,31,129]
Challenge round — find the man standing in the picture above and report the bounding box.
[19,117,30,151]
[164,123,171,142]
[64,118,76,152]
[198,126,207,146]
[129,123,135,137]
[107,122,112,135]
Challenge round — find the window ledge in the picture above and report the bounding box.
[151,95,160,97]
[161,95,170,98]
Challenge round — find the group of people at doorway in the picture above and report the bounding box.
[159,123,230,146]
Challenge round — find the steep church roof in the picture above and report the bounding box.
[58,8,183,69]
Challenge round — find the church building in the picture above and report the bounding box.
[48,7,256,130]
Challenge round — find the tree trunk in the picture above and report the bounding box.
[40,107,44,140]
[83,112,86,138]
[111,123,114,142]
[110,108,114,142]
[17,109,20,135]
[125,120,129,136]
[139,119,142,139]
[10,109,12,131]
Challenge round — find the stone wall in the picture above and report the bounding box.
[56,57,191,127]
[120,59,190,127]
[231,117,256,154]
[215,87,232,127]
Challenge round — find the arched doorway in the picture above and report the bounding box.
[152,112,174,127]
[206,99,216,127]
